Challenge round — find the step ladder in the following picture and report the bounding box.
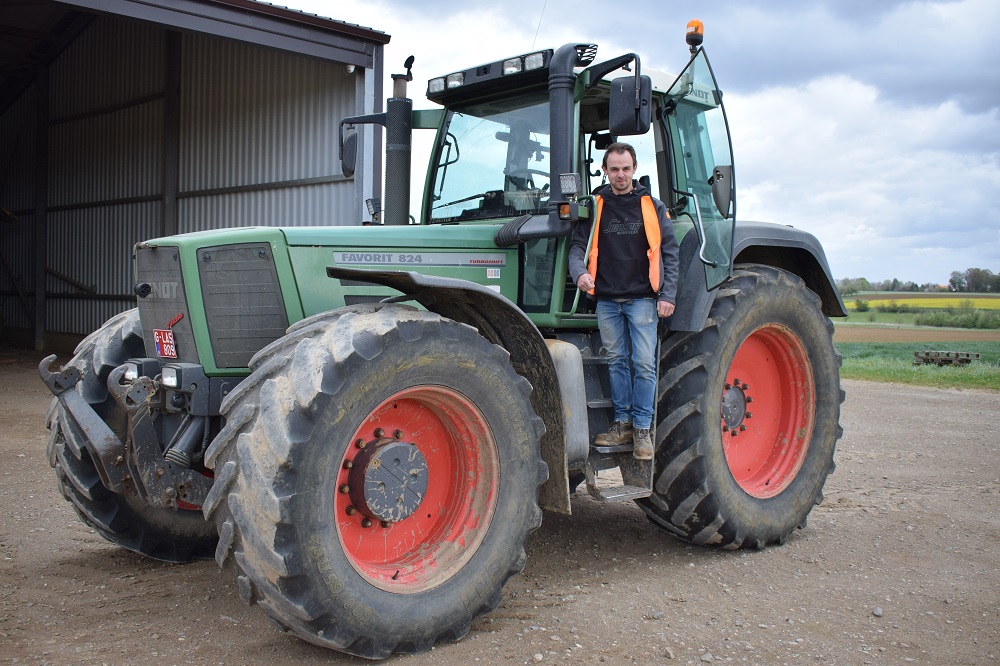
[580,350,654,503]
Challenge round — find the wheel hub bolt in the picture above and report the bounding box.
[355,439,366,449]
[393,429,403,439]
[373,428,384,438]
[343,460,353,469]
[339,484,350,494]
[739,425,747,431]
[346,505,357,515]
[745,412,753,419]
[348,440,429,524]
[741,383,749,390]
[730,429,739,437]
[361,518,372,528]
[721,381,749,430]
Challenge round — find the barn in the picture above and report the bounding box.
[0,0,390,350]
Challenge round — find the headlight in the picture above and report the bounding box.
[502,58,523,75]
[121,358,160,383]
[446,72,465,88]
[428,77,445,94]
[524,52,546,71]
[161,366,179,389]
[560,173,581,198]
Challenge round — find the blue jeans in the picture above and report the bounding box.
[596,298,658,430]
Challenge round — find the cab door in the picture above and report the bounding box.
[663,49,735,290]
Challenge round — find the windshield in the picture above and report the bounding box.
[428,94,550,223]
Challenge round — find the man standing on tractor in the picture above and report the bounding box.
[569,143,680,459]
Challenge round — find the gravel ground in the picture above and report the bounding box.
[1,350,998,665]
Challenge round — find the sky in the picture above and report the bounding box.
[284,0,999,285]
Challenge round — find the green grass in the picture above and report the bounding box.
[838,341,1000,389]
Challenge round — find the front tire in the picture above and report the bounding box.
[640,265,844,549]
[203,304,546,658]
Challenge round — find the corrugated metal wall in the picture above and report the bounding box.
[1,14,372,339]
[46,203,161,333]
[178,34,358,230]
[0,88,36,331]
[49,101,164,206]
[43,18,164,335]
[49,19,165,118]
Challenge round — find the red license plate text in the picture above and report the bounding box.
[153,329,177,358]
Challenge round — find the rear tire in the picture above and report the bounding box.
[203,304,546,658]
[46,309,217,562]
[640,265,844,548]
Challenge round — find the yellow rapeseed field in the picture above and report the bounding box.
[845,295,1000,310]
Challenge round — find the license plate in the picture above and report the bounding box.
[153,329,177,358]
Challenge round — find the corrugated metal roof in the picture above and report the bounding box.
[211,0,389,44]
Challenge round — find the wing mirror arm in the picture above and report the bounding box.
[338,113,388,177]
[581,52,639,90]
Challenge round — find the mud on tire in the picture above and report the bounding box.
[640,265,844,549]
[203,304,546,659]
[46,309,217,563]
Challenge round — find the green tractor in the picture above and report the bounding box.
[39,23,845,659]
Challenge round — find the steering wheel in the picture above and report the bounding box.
[506,169,549,190]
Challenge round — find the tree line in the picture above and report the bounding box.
[836,267,1000,295]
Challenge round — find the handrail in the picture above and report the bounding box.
[676,188,718,268]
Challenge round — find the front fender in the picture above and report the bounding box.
[326,266,571,514]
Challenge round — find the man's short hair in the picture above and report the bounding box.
[602,142,637,168]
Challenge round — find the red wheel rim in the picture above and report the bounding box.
[335,386,499,593]
[721,325,814,498]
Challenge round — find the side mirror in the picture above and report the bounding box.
[609,74,651,136]
[709,165,733,219]
[341,129,358,178]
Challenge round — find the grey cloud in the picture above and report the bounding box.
[613,1,1000,114]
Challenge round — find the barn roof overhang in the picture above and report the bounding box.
[0,0,391,114]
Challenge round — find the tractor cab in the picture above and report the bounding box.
[409,35,737,324]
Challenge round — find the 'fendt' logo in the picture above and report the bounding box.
[149,282,179,299]
[135,281,179,299]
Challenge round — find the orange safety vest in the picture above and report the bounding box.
[586,194,662,296]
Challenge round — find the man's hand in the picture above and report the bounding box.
[657,301,675,318]
[576,274,595,292]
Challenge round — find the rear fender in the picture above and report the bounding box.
[732,221,846,317]
[669,221,846,332]
[327,266,572,514]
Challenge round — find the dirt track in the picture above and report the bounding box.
[2,350,999,665]
[833,324,1000,343]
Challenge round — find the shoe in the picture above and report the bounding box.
[595,421,633,446]
[633,428,654,460]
